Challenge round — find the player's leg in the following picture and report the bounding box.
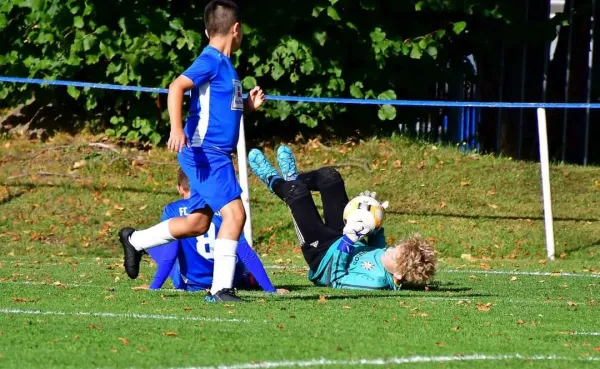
[119,173,213,279]
[249,149,339,271]
[276,145,348,233]
[198,155,249,302]
[305,167,349,233]
[272,180,340,270]
[208,196,246,301]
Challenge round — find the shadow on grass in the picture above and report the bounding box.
[386,210,600,223]
[280,292,492,301]
[0,189,28,206]
[1,182,174,196]
[565,239,600,254]
[249,198,600,223]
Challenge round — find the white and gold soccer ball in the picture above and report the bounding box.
[343,195,386,229]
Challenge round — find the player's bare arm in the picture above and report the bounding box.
[167,75,195,153]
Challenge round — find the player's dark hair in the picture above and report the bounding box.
[177,168,190,192]
[204,0,241,37]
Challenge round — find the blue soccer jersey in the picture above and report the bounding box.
[146,198,276,292]
[182,45,244,154]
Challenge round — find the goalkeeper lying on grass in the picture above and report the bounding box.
[144,168,287,294]
[248,145,437,290]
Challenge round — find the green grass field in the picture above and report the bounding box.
[1,134,599,368]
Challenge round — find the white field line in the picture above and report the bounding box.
[574,331,600,336]
[440,269,600,278]
[0,308,249,323]
[160,354,600,369]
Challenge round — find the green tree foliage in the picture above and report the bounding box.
[0,0,537,144]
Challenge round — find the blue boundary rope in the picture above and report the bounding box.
[2,76,599,109]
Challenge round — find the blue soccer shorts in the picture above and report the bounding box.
[177,147,243,214]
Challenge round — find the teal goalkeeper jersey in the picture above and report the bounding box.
[308,230,400,290]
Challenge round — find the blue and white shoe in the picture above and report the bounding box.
[248,149,281,192]
[276,145,299,181]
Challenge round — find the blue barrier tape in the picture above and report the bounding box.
[1,76,599,109]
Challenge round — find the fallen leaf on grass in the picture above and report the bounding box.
[89,324,99,329]
[451,326,461,331]
[119,337,129,345]
[594,346,600,352]
[131,285,148,291]
[343,306,351,310]
[539,259,547,264]
[461,254,476,261]
[510,276,518,281]
[162,332,177,337]
[417,160,425,170]
[72,160,86,170]
[517,320,527,325]
[318,295,328,303]
[436,342,446,347]
[104,295,115,300]
[476,302,493,311]
[276,324,285,329]
[184,307,192,311]
[139,205,148,211]
[567,301,577,307]
[460,180,470,186]
[488,204,498,209]
[11,297,29,303]
[113,204,125,211]
[393,160,402,168]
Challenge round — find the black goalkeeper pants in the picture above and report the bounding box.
[271,167,349,272]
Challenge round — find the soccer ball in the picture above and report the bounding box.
[343,195,385,229]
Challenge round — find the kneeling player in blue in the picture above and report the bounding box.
[145,169,287,294]
[248,145,437,290]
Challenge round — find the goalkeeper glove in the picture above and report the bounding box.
[338,209,375,253]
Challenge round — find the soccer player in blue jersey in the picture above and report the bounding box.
[145,169,288,294]
[118,0,265,302]
[248,145,437,290]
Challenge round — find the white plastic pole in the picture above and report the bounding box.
[236,116,253,248]
[536,108,555,260]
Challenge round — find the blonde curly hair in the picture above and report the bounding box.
[390,234,437,284]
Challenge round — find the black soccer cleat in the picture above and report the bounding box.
[119,227,143,279]
[204,288,243,303]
